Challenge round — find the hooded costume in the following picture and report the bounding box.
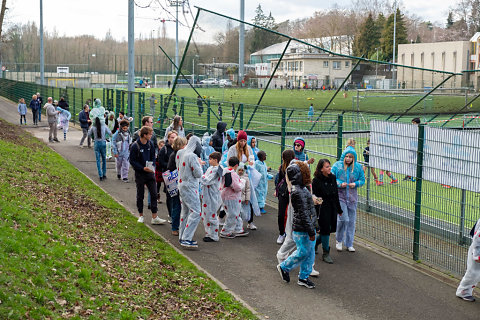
[222,128,236,153]
[175,135,203,242]
[456,220,480,300]
[112,124,132,180]
[201,163,223,241]
[293,137,309,162]
[201,133,215,172]
[211,122,227,152]
[308,105,314,120]
[237,163,251,222]
[56,107,71,138]
[220,165,245,236]
[247,136,259,161]
[331,146,365,249]
[254,157,273,209]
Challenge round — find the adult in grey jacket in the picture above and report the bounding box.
[45,97,60,142]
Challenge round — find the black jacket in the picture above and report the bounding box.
[287,164,317,237]
[167,150,178,172]
[312,173,343,235]
[129,138,155,173]
[58,100,69,111]
[158,143,174,172]
[211,122,227,152]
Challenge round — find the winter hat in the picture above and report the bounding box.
[294,138,305,148]
[237,162,246,173]
[237,130,247,141]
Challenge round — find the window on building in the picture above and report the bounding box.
[323,61,328,68]
[431,53,435,69]
[333,61,341,70]
[420,53,424,68]
[300,61,303,72]
[295,61,298,71]
[442,52,446,71]
[345,61,350,68]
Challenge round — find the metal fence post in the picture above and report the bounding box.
[413,124,425,261]
[366,165,371,210]
[459,190,467,245]
[102,88,105,107]
[180,97,185,120]
[281,108,286,157]
[240,103,244,130]
[72,87,76,125]
[207,99,211,133]
[336,113,344,160]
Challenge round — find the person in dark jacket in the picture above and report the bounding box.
[129,126,166,226]
[78,104,92,148]
[36,93,43,122]
[158,130,177,218]
[29,94,40,125]
[58,97,69,111]
[211,121,227,152]
[166,135,187,236]
[274,150,295,244]
[277,161,317,289]
[312,159,343,264]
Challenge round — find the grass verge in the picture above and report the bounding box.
[0,118,255,319]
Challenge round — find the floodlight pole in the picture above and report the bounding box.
[128,0,135,126]
[392,0,397,88]
[39,0,44,85]
[168,0,184,79]
[239,0,245,86]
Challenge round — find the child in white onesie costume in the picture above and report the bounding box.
[201,152,223,242]
[456,218,480,302]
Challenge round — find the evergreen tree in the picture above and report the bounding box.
[353,13,381,57]
[249,4,279,54]
[447,11,454,29]
[381,8,408,61]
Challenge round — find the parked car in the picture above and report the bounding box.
[200,78,219,85]
[219,79,232,86]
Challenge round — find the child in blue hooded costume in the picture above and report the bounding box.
[254,150,273,214]
[331,146,365,252]
[201,132,215,172]
[293,137,315,164]
[308,104,314,120]
[56,106,71,141]
[248,136,259,161]
[222,128,236,153]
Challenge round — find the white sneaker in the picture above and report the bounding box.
[336,241,343,251]
[151,217,167,225]
[310,268,320,277]
[276,234,286,245]
[347,246,356,252]
[247,223,257,230]
[137,216,144,223]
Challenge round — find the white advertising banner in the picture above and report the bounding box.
[370,120,480,192]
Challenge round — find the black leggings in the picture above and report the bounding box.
[277,194,289,235]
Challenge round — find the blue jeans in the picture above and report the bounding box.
[170,194,181,231]
[280,231,315,280]
[336,201,358,248]
[94,141,107,178]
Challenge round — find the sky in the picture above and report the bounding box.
[5,0,455,42]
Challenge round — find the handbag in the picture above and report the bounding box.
[162,169,179,196]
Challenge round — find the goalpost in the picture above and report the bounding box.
[154,74,194,88]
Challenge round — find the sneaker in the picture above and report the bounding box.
[168,218,172,224]
[336,241,343,251]
[220,232,236,239]
[235,230,249,237]
[457,295,475,302]
[260,208,267,214]
[151,217,167,225]
[53,138,60,142]
[49,139,54,143]
[122,178,129,183]
[180,240,198,248]
[347,246,356,252]
[171,230,179,236]
[99,176,104,181]
[403,176,410,181]
[441,184,452,189]
[390,179,398,184]
[247,223,257,230]
[277,234,286,244]
[117,174,121,179]
[102,176,107,180]
[410,177,416,182]
[298,278,315,289]
[375,180,384,186]
[277,264,290,283]
[203,236,216,242]
[137,216,144,223]
[79,145,85,148]
[310,268,320,277]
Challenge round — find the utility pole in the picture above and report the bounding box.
[392,0,397,88]
[239,0,245,86]
[40,0,44,85]
[168,1,185,78]
[128,0,135,124]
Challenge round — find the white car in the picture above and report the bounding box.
[200,78,219,85]
[219,79,232,86]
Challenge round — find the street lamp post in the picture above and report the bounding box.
[392,0,397,88]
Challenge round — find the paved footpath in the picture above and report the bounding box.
[1,96,479,319]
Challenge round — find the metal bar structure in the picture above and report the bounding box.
[245,39,292,130]
[308,57,363,132]
[440,93,480,127]
[413,124,425,261]
[394,74,455,121]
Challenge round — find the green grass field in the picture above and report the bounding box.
[0,118,255,319]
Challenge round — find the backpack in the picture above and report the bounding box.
[275,172,288,198]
